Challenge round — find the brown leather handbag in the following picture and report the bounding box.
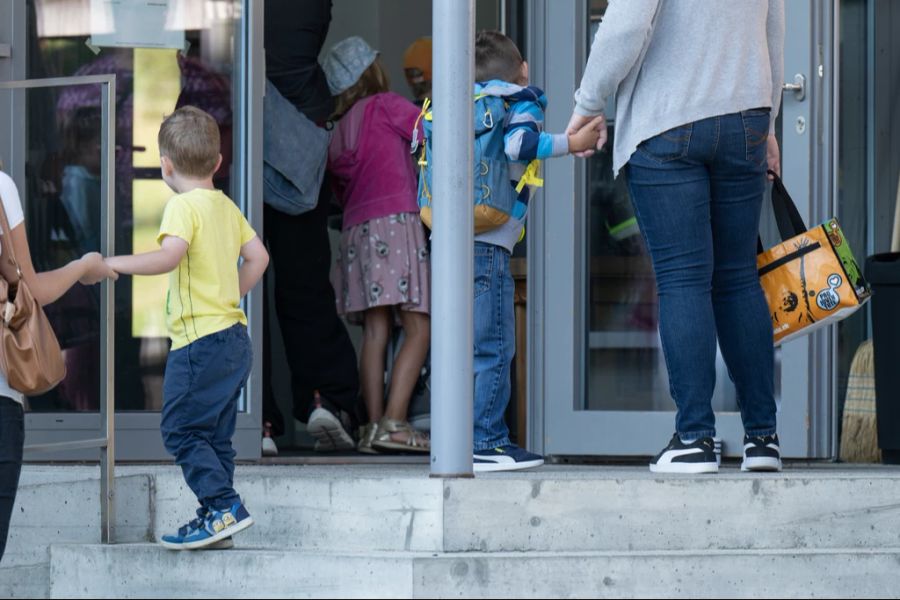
[0,193,66,395]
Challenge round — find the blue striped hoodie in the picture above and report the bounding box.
[474,80,569,252]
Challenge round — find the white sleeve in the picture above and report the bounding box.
[0,171,26,230]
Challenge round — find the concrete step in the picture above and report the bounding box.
[148,465,900,553]
[49,543,900,599]
[5,464,900,598]
[1,468,153,599]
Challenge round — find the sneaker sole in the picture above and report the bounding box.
[159,517,253,550]
[180,517,255,551]
[473,458,544,473]
[205,537,234,550]
[649,462,718,474]
[307,409,355,452]
[741,457,782,472]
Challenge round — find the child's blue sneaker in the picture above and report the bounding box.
[473,444,544,472]
[159,503,254,550]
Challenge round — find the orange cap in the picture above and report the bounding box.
[402,37,432,82]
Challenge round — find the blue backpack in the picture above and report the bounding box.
[416,92,539,234]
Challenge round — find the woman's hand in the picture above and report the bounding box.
[767,135,781,180]
[567,116,607,154]
[566,113,608,157]
[78,252,118,285]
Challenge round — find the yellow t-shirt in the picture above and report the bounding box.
[157,188,257,350]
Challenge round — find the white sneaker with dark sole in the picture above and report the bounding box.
[262,436,278,457]
[741,434,782,472]
[649,434,718,474]
[307,407,355,452]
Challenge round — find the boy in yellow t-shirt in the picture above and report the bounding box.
[106,106,269,550]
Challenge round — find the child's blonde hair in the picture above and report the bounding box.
[332,59,390,120]
[158,106,221,178]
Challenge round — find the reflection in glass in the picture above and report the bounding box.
[24,0,241,411]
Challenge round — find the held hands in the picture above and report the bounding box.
[78,252,118,285]
[566,113,608,157]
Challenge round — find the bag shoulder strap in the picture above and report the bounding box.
[0,190,22,283]
[768,170,809,241]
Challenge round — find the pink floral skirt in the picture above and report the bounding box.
[331,212,430,323]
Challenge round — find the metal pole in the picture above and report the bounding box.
[430,0,475,477]
[100,77,116,543]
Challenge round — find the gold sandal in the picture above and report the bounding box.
[371,417,430,453]
[357,422,379,454]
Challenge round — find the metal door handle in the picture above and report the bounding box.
[0,44,10,59]
[782,73,806,101]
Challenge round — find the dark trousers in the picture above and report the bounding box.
[263,192,359,431]
[161,324,252,512]
[0,397,24,562]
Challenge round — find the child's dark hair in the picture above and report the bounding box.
[475,30,524,83]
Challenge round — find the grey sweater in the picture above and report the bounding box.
[574,0,784,176]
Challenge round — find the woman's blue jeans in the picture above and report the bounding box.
[625,109,776,440]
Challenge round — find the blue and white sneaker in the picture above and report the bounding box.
[473,444,544,472]
[159,503,254,550]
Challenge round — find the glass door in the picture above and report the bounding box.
[0,0,263,460]
[531,0,837,458]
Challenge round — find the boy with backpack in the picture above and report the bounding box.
[417,31,603,471]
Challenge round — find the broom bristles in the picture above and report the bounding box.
[840,340,880,463]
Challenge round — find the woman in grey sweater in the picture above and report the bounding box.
[568,0,785,474]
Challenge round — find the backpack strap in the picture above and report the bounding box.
[411,97,431,153]
[515,160,544,193]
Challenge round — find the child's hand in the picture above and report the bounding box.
[567,115,607,155]
[566,114,606,158]
[79,252,118,285]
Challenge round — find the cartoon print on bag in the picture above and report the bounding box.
[796,238,817,324]
[816,274,842,311]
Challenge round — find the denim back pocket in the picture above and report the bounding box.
[741,108,770,166]
[637,123,693,163]
[474,245,495,299]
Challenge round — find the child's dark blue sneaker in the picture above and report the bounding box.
[473,444,544,472]
[160,503,254,550]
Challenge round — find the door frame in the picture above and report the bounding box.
[0,0,264,461]
[528,0,839,458]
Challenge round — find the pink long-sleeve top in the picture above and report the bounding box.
[327,92,423,230]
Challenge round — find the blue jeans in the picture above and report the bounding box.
[625,109,776,440]
[161,323,252,512]
[473,242,515,451]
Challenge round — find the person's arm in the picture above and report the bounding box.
[238,236,269,297]
[0,225,115,306]
[767,0,785,135]
[504,100,569,161]
[573,0,660,118]
[381,93,424,143]
[104,236,189,276]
